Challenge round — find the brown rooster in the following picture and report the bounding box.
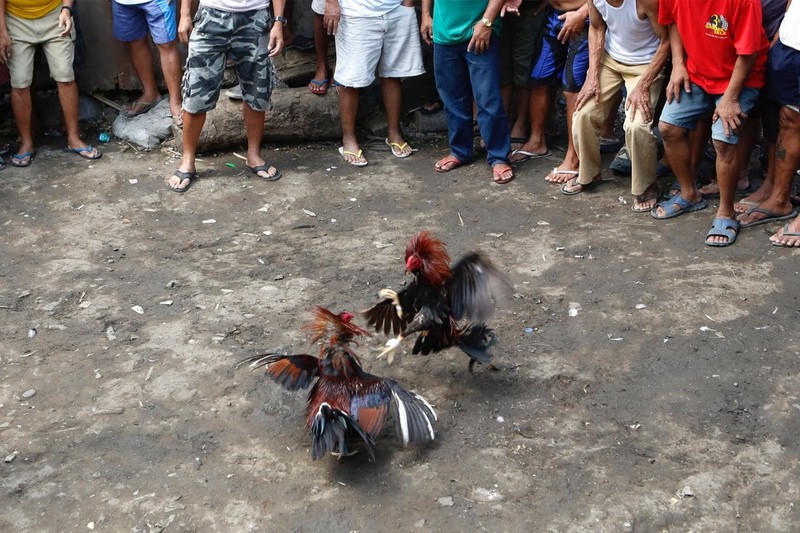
[237,307,437,461]
[363,231,511,371]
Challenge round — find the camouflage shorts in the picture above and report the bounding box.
[182,6,276,114]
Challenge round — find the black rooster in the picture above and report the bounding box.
[363,231,511,371]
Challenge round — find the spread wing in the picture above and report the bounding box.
[448,252,512,322]
[236,353,320,391]
[362,284,418,336]
[386,379,437,445]
[349,379,392,438]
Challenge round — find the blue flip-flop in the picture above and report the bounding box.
[9,151,34,167]
[705,217,740,247]
[651,194,708,220]
[68,145,102,160]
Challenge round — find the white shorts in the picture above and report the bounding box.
[333,5,424,88]
[312,0,324,15]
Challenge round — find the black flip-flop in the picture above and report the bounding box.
[167,170,197,193]
[247,164,282,181]
[561,176,603,195]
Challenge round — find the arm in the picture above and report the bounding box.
[625,0,671,122]
[557,1,589,44]
[467,0,506,54]
[665,22,690,103]
[420,0,433,44]
[0,0,11,64]
[178,0,197,43]
[268,0,286,56]
[323,0,341,36]
[574,2,605,111]
[712,53,758,137]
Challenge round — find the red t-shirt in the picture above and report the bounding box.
[659,0,768,94]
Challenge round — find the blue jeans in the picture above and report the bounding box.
[434,38,510,166]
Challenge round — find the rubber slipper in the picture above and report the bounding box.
[68,145,102,160]
[705,217,740,247]
[10,151,34,167]
[561,175,602,195]
[700,182,752,199]
[247,163,282,181]
[492,163,514,184]
[167,170,197,193]
[385,138,417,158]
[308,78,329,96]
[651,194,708,219]
[510,149,551,165]
[770,224,800,247]
[435,155,466,173]
[632,187,661,213]
[123,99,161,118]
[339,146,368,167]
[738,206,798,228]
[544,168,579,184]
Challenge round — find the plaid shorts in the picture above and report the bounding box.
[182,6,275,114]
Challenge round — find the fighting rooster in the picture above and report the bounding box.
[238,307,437,461]
[363,231,512,371]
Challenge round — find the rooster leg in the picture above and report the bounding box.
[377,335,405,362]
[378,289,404,319]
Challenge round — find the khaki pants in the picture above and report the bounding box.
[572,54,665,195]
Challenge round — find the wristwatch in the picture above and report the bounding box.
[481,18,493,28]
[274,15,288,24]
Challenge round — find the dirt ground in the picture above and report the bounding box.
[1,131,799,533]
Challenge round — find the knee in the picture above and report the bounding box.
[659,121,684,143]
[778,105,800,129]
[156,41,178,54]
[713,139,736,163]
[624,118,650,139]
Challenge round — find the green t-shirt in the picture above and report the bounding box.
[432,1,502,45]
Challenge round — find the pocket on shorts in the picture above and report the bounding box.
[253,10,270,33]
[193,6,206,23]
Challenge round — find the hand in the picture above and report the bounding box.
[178,14,193,43]
[500,0,523,17]
[324,0,341,36]
[0,33,12,64]
[467,21,491,54]
[666,63,691,104]
[713,96,747,138]
[556,10,586,44]
[575,76,599,111]
[625,82,653,123]
[58,8,73,37]
[420,15,433,45]
[268,25,284,57]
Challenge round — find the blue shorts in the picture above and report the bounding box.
[659,82,761,144]
[530,7,589,92]
[766,39,800,109]
[112,0,177,44]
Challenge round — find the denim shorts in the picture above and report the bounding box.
[659,82,760,144]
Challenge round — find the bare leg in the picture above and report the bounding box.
[127,37,162,111]
[58,80,98,157]
[310,14,330,94]
[168,111,205,190]
[338,86,367,164]
[656,121,704,217]
[243,103,278,178]
[509,84,549,163]
[155,41,183,120]
[10,87,34,164]
[381,77,411,156]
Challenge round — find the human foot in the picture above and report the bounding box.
[770,218,800,247]
[434,154,466,172]
[737,203,797,228]
[544,167,579,184]
[492,163,514,184]
[699,179,751,199]
[167,169,197,193]
[632,183,660,212]
[560,174,602,195]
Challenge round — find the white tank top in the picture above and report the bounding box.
[593,0,660,65]
[780,0,800,51]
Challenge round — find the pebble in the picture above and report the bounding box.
[274,274,285,281]
[4,452,18,463]
[21,389,36,399]
[166,280,181,288]
[437,496,454,507]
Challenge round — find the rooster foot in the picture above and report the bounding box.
[378,288,403,318]
[377,336,404,362]
[331,450,359,461]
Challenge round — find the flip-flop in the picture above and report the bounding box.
[68,145,102,160]
[510,149,551,165]
[544,168,578,184]
[247,163,282,181]
[738,206,798,228]
[700,182,752,199]
[770,224,800,247]
[492,163,514,184]
[434,154,466,173]
[561,175,602,195]
[123,99,161,118]
[705,217,740,247]
[9,151,34,167]
[339,146,368,167]
[651,194,708,219]
[167,170,197,193]
[734,199,759,214]
[632,187,661,213]
[308,78,329,96]
[385,138,417,158]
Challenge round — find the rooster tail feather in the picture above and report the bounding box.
[387,381,437,445]
[310,403,376,461]
[236,352,320,391]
